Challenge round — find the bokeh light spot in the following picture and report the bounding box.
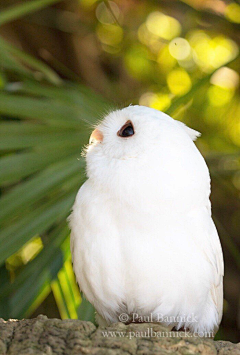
[188,30,238,72]
[124,46,152,80]
[169,37,191,60]
[229,119,240,147]
[225,3,240,24]
[80,0,98,8]
[139,92,171,111]
[96,1,121,25]
[157,45,177,71]
[146,12,181,41]
[211,67,239,89]
[208,86,234,106]
[138,23,163,53]
[97,24,123,46]
[167,68,192,96]
[138,24,150,45]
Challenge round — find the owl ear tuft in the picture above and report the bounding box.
[176,121,201,141]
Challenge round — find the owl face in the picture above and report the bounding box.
[86,105,199,161]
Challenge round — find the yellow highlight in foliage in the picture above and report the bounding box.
[139,92,171,111]
[167,68,192,96]
[188,31,238,72]
[52,259,81,320]
[151,94,171,111]
[97,24,123,46]
[229,115,240,147]
[169,37,191,60]
[80,0,98,8]
[6,236,43,274]
[208,86,234,107]
[26,283,51,318]
[146,12,181,41]
[157,46,176,72]
[124,46,152,79]
[225,3,240,24]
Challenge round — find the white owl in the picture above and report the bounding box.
[69,105,224,335]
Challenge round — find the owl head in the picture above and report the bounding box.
[85,105,210,211]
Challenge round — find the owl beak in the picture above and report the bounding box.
[89,128,103,144]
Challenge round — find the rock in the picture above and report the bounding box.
[0,315,239,355]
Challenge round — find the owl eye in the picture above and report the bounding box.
[117,120,134,138]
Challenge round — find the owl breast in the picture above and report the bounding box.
[70,179,216,331]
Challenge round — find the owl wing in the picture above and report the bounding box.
[208,217,224,326]
[68,182,88,280]
[189,201,224,330]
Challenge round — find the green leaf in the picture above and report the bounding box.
[52,278,71,319]
[0,223,67,298]
[0,156,84,225]
[0,43,31,77]
[52,259,81,319]
[0,92,86,126]
[0,126,87,150]
[10,81,110,123]
[3,224,69,318]
[78,297,96,323]
[0,192,75,265]
[62,260,81,317]
[0,144,82,186]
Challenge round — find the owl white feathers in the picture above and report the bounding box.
[69,105,224,335]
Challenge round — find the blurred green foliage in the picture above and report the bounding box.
[0,0,239,342]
